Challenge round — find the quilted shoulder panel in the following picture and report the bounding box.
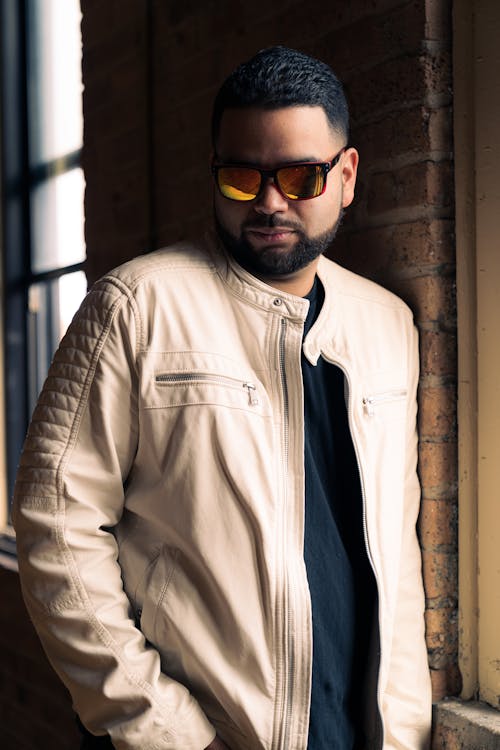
[14,281,132,501]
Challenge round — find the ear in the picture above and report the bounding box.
[340,147,359,208]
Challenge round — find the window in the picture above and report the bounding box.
[454,0,500,709]
[1,0,86,518]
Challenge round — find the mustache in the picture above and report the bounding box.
[242,215,303,231]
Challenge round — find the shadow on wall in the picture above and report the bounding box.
[0,566,79,750]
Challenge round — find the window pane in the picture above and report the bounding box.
[27,271,87,412]
[31,167,85,273]
[27,0,83,165]
[27,282,54,411]
[58,270,87,338]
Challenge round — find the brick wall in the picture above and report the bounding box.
[0,566,79,749]
[2,0,459,744]
[329,0,460,701]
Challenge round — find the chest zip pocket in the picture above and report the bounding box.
[155,372,259,406]
[362,389,407,417]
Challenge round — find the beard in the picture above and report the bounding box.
[215,209,345,278]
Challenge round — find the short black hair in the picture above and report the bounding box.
[212,46,349,147]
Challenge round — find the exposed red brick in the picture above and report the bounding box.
[347,50,452,124]
[422,549,457,600]
[367,160,454,216]
[354,106,453,168]
[425,0,453,42]
[430,663,462,702]
[317,2,425,76]
[418,384,457,441]
[331,219,455,285]
[419,440,458,495]
[419,329,457,379]
[419,498,458,549]
[425,606,458,646]
[391,274,456,327]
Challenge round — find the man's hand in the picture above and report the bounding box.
[204,735,230,750]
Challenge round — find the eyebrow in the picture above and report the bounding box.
[215,156,324,167]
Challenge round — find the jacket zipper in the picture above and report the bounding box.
[321,354,386,750]
[155,372,259,406]
[362,388,407,417]
[276,317,295,750]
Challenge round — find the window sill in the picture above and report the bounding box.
[433,698,500,748]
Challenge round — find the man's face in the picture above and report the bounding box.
[213,105,358,282]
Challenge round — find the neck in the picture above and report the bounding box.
[253,258,319,297]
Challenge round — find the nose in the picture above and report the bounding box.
[253,178,289,215]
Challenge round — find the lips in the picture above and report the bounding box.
[245,228,295,243]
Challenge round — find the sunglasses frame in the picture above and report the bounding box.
[212,147,346,202]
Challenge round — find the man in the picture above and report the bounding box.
[13,46,432,749]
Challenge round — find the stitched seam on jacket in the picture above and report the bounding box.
[93,275,143,350]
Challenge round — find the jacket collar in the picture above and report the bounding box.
[204,232,347,366]
[207,231,312,322]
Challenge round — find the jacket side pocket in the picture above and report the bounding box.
[137,545,179,644]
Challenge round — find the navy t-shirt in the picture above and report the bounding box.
[302,278,376,750]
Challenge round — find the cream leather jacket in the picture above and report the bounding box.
[13,239,432,750]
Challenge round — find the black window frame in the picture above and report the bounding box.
[1,0,85,506]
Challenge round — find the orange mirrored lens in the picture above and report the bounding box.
[218,167,261,201]
[277,165,324,199]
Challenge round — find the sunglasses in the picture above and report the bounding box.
[212,147,346,202]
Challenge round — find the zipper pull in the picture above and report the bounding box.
[362,397,375,417]
[243,382,259,406]
[363,389,407,417]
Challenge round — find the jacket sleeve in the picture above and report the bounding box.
[381,323,432,750]
[12,277,216,750]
